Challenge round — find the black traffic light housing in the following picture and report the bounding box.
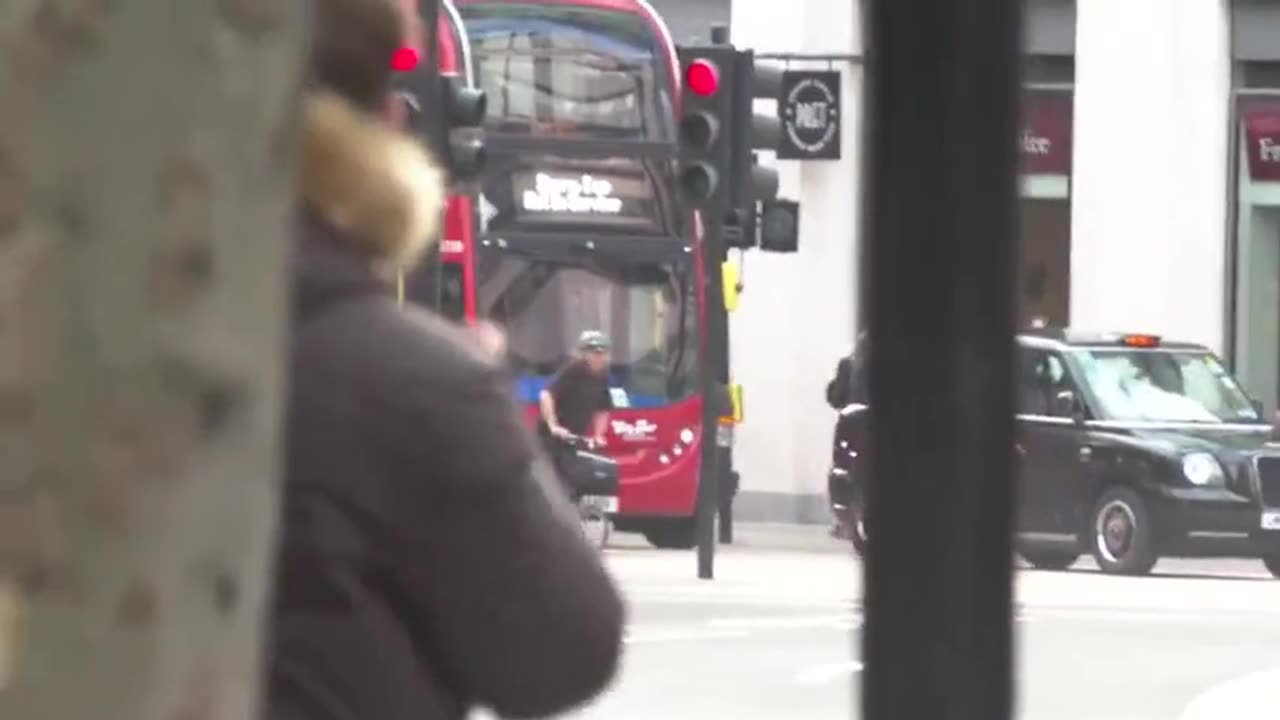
[676,46,738,217]
[440,74,487,184]
[724,51,783,249]
[392,61,487,189]
[759,198,800,252]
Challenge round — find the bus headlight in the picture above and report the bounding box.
[1182,453,1223,486]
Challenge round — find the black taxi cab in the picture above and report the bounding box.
[830,328,1280,577]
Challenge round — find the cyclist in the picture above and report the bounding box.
[538,330,615,495]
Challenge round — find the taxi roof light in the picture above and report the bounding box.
[1120,333,1161,348]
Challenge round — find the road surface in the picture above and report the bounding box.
[546,525,1280,719]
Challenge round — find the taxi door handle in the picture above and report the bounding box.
[1078,446,1093,462]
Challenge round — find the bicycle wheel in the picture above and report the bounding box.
[580,506,611,550]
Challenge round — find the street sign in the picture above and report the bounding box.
[778,70,842,160]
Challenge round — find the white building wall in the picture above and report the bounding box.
[728,0,863,522]
[721,1,1235,522]
[1070,0,1232,352]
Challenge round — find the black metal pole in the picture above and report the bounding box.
[717,454,735,544]
[697,222,728,579]
[418,0,442,131]
[859,0,1020,718]
[716,322,737,540]
[706,21,735,548]
[402,0,444,311]
[716,298,734,545]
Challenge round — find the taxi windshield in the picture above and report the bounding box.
[1070,348,1262,423]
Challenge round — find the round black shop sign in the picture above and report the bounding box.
[782,75,839,158]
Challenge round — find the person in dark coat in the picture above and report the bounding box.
[826,353,854,410]
[266,2,625,719]
[825,331,868,538]
[825,330,869,410]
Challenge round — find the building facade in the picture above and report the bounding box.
[649,0,1280,523]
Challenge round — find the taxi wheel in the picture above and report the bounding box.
[1089,486,1158,576]
[1261,554,1280,579]
[848,498,868,557]
[1019,549,1079,571]
[850,513,868,557]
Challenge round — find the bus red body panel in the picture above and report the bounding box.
[522,397,702,516]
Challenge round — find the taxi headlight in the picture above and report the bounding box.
[1182,453,1223,486]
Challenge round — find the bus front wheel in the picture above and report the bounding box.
[643,518,697,549]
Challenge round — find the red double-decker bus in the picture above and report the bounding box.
[440,0,705,548]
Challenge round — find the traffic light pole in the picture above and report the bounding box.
[676,44,739,579]
[717,399,735,543]
[715,255,735,545]
[696,218,729,579]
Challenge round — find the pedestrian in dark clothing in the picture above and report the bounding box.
[266,2,625,719]
[825,331,868,538]
[826,354,854,409]
[826,330,869,410]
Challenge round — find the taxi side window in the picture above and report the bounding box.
[1017,348,1077,417]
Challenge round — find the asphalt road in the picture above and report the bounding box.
[540,526,1280,720]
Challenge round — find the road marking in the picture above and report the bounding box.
[622,583,854,598]
[1177,666,1280,719]
[793,660,864,685]
[709,614,861,631]
[1020,607,1280,625]
[623,628,751,645]
[625,613,861,644]
[622,591,856,610]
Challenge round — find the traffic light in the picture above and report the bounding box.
[758,199,800,253]
[676,47,737,216]
[390,46,487,186]
[725,51,783,249]
[440,75,486,183]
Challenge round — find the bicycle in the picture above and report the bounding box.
[554,434,619,550]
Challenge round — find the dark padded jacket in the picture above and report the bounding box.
[826,332,870,410]
[265,92,625,720]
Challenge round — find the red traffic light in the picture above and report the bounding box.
[685,59,720,96]
[391,46,420,72]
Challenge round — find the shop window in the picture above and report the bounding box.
[1232,95,1280,413]
[1017,89,1073,329]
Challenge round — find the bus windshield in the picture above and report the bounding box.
[459,2,675,142]
[477,253,698,407]
[1070,348,1263,424]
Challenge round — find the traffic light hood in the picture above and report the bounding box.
[299,91,447,273]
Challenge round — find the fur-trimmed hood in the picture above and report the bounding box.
[298,91,446,273]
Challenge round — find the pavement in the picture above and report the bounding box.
[516,523,1280,719]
